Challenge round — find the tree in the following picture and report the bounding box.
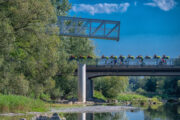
[0,0,60,97]
[51,0,71,16]
[0,0,95,100]
[94,76,129,99]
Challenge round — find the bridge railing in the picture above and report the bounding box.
[74,58,180,66]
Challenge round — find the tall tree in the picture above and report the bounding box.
[0,0,59,97]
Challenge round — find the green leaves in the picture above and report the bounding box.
[51,0,71,16]
[0,0,95,100]
[94,76,129,99]
[0,0,60,97]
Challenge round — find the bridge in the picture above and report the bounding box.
[58,16,180,103]
[58,16,120,102]
[68,57,180,102]
[59,16,120,41]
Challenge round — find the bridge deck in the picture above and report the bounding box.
[86,65,180,77]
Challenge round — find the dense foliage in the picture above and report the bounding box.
[94,76,129,98]
[0,0,60,97]
[129,76,180,98]
[0,0,94,100]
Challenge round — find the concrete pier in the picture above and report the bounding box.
[78,64,86,103]
[86,79,93,100]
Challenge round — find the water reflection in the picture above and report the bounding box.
[78,113,87,120]
[64,111,132,120]
[63,104,180,120]
[0,104,180,120]
[144,104,180,120]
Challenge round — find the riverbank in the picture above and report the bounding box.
[1,103,179,120]
[94,91,163,106]
[0,105,137,117]
[0,93,178,114]
[116,93,162,106]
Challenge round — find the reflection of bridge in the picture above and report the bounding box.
[75,110,137,120]
[76,58,180,103]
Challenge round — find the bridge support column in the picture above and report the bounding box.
[86,79,93,100]
[78,64,86,103]
[78,113,86,120]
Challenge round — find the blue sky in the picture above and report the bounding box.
[68,0,180,58]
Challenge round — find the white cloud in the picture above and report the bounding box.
[71,3,130,15]
[144,0,176,11]
[134,1,137,6]
[144,2,157,7]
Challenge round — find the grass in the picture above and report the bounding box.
[117,93,162,106]
[0,94,48,113]
[0,115,34,120]
[94,90,107,101]
[117,93,148,101]
[49,104,83,108]
[93,91,162,106]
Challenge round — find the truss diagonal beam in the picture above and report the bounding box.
[106,23,119,37]
[92,22,104,35]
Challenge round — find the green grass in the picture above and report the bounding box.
[117,93,148,101]
[0,94,48,113]
[117,93,162,106]
[94,90,107,101]
[0,115,34,120]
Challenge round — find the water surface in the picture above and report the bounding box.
[0,104,179,120]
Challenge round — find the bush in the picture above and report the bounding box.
[136,88,146,94]
[117,93,147,102]
[40,93,51,101]
[94,90,107,101]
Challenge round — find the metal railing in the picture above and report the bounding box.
[72,58,180,66]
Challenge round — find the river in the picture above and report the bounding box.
[0,104,180,120]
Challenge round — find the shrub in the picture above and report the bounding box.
[136,88,146,94]
[40,93,51,101]
[117,93,147,102]
[94,90,107,101]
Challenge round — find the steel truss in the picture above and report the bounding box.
[58,16,120,41]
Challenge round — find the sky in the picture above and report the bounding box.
[68,0,180,58]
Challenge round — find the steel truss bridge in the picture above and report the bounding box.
[58,16,120,41]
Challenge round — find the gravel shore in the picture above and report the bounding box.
[51,105,138,113]
[0,105,138,116]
